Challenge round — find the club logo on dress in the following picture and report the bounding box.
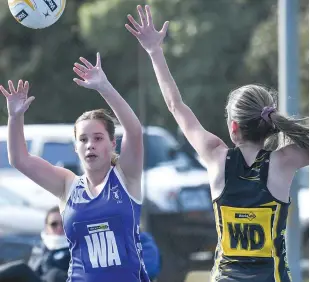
[111,185,122,203]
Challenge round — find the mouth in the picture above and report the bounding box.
[85,153,98,161]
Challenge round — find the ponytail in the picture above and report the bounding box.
[266,112,309,150]
[111,152,119,166]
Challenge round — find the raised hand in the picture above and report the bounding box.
[125,5,169,54]
[73,52,110,92]
[0,80,35,117]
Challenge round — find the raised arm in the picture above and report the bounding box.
[126,5,227,165]
[0,80,75,198]
[73,53,143,187]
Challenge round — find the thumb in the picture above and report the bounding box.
[73,78,89,88]
[22,96,35,111]
[160,21,169,36]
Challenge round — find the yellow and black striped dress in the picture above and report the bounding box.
[211,147,292,282]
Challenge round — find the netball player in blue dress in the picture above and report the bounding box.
[0,52,150,282]
[125,5,309,281]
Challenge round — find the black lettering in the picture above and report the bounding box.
[228,222,265,251]
[249,224,265,250]
[228,223,249,250]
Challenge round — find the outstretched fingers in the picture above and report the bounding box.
[16,80,23,93]
[137,5,147,27]
[125,23,140,37]
[74,63,88,73]
[0,85,10,98]
[23,81,29,95]
[73,78,88,88]
[8,80,16,94]
[73,67,85,79]
[145,5,154,28]
[127,14,142,31]
[96,52,102,68]
[79,57,94,69]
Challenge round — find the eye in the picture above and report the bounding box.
[95,136,103,141]
[80,138,87,142]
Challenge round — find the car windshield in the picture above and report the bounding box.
[0,140,32,169]
[41,142,80,173]
[116,133,203,170]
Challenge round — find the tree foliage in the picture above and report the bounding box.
[0,0,307,144]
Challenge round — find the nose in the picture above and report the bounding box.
[56,224,65,235]
[86,140,95,150]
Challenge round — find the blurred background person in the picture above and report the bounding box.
[28,206,69,282]
[140,232,162,282]
[28,206,162,282]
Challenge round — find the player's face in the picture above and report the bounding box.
[46,212,64,235]
[75,119,116,171]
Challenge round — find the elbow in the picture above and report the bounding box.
[8,154,29,169]
[126,122,143,140]
[132,119,143,136]
[9,157,22,169]
[134,125,143,140]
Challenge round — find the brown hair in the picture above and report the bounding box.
[45,206,60,224]
[74,109,119,165]
[226,84,309,150]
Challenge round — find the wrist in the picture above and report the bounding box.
[148,47,164,57]
[8,114,23,121]
[97,82,114,96]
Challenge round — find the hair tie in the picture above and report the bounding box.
[261,106,276,123]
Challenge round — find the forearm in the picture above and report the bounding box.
[98,83,141,134]
[8,115,29,166]
[149,47,183,111]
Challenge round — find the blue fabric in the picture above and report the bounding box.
[140,232,161,280]
[62,168,150,282]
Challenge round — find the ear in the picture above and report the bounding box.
[231,120,239,134]
[112,137,116,150]
[74,142,78,153]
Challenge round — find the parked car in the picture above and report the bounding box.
[0,186,45,234]
[0,233,41,265]
[0,186,44,264]
[0,124,77,210]
[0,124,217,281]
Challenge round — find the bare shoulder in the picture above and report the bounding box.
[267,146,304,203]
[205,145,229,200]
[202,143,228,183]
[59,171,78,213]
[64,171,77,195]
[273,144,309,170]
[207,143,229,167]
[114,162,142,204]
